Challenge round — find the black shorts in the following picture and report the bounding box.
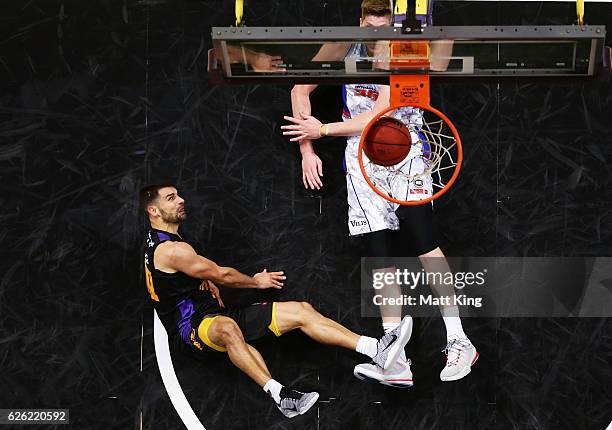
[361,203,438,270]
[185,302,280,353]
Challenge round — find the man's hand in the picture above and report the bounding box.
[201,280,225,308]
[302,152,323,190]
[247,51,285,72]
[282,115,323,142]
[253,269,285,289]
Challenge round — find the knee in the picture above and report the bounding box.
[215,317,243,345]
[294,301,317,320]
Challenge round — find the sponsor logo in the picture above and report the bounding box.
[189,329,203,350]
[410,189,428,194]
[413,179,423,187]
[354,87,379,100]
[350,220,368,227]
[382,334,397,352]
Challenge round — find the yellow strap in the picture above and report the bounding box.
[576,0,584,25]
[197,316,227,352]
[415,0,428,15]
[394,0,428,16]
[268,302,282,337]
[394,0,407,15]
[235,0,243,26]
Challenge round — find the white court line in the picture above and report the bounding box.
[154,310,207,430]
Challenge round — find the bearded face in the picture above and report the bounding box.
[159,206,186,223]
[149,186,186,225]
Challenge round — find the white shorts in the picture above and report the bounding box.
[345,149,433,236]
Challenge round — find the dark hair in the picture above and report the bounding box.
[361,0,392,18]
[139,183,175,212]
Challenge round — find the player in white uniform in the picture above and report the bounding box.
[341,42,433,236]
[282,0,477,386]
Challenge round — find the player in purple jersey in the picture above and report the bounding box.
[140,183,414,417]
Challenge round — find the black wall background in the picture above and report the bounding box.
[1,1,611,429]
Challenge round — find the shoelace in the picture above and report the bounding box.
[441,338,471,366]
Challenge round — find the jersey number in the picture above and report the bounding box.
[354,88,378,100]
[144,265,160,302]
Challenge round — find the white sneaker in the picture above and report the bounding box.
[273,387,319,418]
[372,315,413,370]
[354,358,414,388]
[439,337,478,382]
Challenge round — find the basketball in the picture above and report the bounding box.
[363,117,412,166]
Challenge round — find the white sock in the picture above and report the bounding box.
[263,379,283,403]
[382,322,407,362]
[382,322,399,334]
[356,336,378,358]
[443,316,466,342]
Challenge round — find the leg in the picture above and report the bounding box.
[362,229,411,367]
[204,315,320,417]
[204,316,271,387]
[363,230,403,328]
[396,203,464,334]
[273,301,361,350]
[419,246,463,320]
[374,267,403,325]
[245,344,271,376]
[396,209,478,380]
[347,168,406,337]
[276,302,361,350]
[273,301,411,370]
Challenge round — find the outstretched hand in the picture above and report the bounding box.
[282,115,323,142]
[249,52,286,72]
[302,152,323,190]
[253,269,285,289]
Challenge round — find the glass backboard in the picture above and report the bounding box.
[209,25,609,83]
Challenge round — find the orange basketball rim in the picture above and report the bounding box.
[357,42,463,206]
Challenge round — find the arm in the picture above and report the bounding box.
[282,85,391,141]
[286,43,350,189]
[291,84,324,190]
[311,42,351,62]
[200,280,225,308]
[156,241,285,289]
[430,40,454,72]
[225,43,285,72]
[226,41,348,72]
